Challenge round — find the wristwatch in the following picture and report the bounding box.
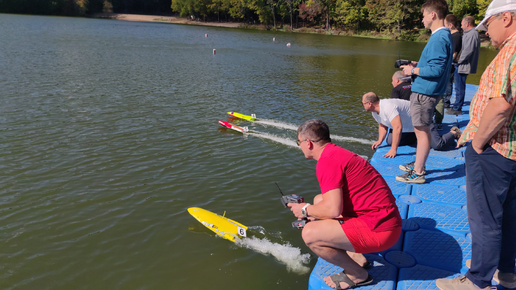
[411,67,415,75]
[301,203,310,218]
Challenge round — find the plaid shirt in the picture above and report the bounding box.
[458,32,516,161]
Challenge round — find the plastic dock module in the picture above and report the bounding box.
[307,84,513,290]
[309,255,398,290]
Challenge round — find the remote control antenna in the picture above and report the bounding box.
[275,182,285,196]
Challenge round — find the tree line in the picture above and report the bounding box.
[170,0,491,39]
[0,0,491,40]
[0,0,171,16]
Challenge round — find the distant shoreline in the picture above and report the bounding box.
[93,13,247,29]
[91,13,359,36]
[93,13,494,47]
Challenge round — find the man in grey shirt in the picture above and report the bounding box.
[447,15,480,115]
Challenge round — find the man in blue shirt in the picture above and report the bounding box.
[397,0,453,184]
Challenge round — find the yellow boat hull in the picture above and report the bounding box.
[227,111,256,121]
[187,207,247,242]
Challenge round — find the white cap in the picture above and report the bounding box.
[477,0,516,30]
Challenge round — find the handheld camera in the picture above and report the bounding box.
[394,59,411,68]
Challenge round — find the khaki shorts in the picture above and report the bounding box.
[410,92,441,127]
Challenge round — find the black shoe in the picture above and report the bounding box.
[445,109,462,115]
[450,126,462,139]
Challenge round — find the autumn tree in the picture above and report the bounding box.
[447,0,478,19]
[333,0,365,30]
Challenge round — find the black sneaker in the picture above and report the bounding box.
[396,170,426,184]
[445,109,462,115]
[450,126,462,139]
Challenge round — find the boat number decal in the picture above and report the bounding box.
[238,227,247,237]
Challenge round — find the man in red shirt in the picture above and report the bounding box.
[288,119,402,289]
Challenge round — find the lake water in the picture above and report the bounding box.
[0,13,498,290]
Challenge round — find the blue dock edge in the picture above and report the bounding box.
[308,84,513,290]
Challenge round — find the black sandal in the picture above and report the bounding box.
[327,272,373,289]
[362,261,373,269]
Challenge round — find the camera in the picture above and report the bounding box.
[394,59,411,68]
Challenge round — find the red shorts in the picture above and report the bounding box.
[340,217,401,253]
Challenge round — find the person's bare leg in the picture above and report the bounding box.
[302,220,369,289]
[347,251,368,268]
[312,195,368,268]
[413,125,431,174]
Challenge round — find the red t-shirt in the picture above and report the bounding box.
[316,143,401,232]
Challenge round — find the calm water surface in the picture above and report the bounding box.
[0,13,497,290]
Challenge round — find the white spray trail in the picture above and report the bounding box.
[254,119,298,131]
[331,135,375,145]
[247,132,298,148]
[235,236,312,274]
[254,119,375,145]
[247,131,369,159]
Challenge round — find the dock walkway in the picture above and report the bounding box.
[308,84,488,290]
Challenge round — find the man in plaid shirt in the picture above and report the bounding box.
[436,0,516,289]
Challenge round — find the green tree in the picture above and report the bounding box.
[333,0,364,30]
[102,0,113,12]
[267,0,280,28]
[475,0,489,21]
[226,0,251,20]
[171,0,197,17]
[364,0,387,31]
[207,0,230,21]
[320,0,335,30]
[447,0,478,20]
[385,0,404,33]
[248,0,275,26]
[280,0,301,29]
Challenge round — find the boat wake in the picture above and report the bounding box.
[331,135,374,145]
[247,131,298,148]
[235,236,311,274]
[247,131,368,159]
[254,119,298,131]
[253,119,374,145]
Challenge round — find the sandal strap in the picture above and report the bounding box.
[329,272,356,289]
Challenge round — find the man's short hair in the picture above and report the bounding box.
[445,14,458,27]
[297,119,331,143]
[393,71,407,81]
[363,92,380,104]
[421,0,449,19]
[463,15,475,26]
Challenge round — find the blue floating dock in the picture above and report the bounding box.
[307,84,509,290]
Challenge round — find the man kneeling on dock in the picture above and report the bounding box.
[362,92,417,158]
[288,119,402,289]
[363,92,462,161]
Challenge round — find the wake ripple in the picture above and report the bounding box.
[247,132,298,148]
[254,119,298,131]
[331,135,374,145]
[235,236,311,274]
[253,119,374,145]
